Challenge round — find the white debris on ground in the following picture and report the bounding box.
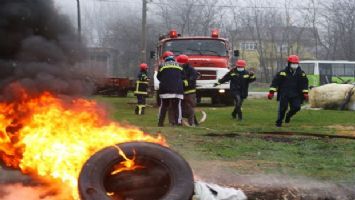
[309,83,355,110]
[193,181,247,200]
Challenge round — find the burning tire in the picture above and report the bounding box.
[78,142,194,200]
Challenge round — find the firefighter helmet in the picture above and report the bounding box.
[176,54,189,64]
[162,51,174,59]
[236,59,246,68]
[140,63,148,70]
[287,55,300,64]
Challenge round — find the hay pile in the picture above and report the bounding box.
[309,83,355,110]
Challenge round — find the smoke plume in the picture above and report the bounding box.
[0,0,94,99]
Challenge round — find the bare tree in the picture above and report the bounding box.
[153,0,226,36]
[315,0,355,60]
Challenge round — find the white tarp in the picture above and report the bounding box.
[193,181,247,200]
[309,83,355,110]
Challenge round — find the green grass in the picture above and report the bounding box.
[95,95,355,183]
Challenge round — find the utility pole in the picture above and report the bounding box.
[76,0,82,41]
[141,0,147,63]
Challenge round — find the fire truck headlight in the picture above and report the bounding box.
[218,89,225,93]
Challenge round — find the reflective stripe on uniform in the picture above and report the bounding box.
[302,89,309,93]
[250,75,256,79]
[280,72,286,76]
[159,65,182,72]
[134,91,148,95]
[137,81,149,84]
[270,87,277,92]
[183,80,189,86]
[184,89,196,94]
[231,73,236,76]
[243,75,250,78]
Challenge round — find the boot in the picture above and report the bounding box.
[231,112,237,119]
[285,113,291,123]
[134,106,139,115]
[237,112,242,121]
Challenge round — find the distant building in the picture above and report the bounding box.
[84,47,119,77]
[234,26,318,81]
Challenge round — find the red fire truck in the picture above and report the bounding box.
[152,29,238,104]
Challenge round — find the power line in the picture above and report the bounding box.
[96,0,326,11]
[149,1,324,11]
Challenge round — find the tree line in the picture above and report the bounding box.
[80,0,355,82]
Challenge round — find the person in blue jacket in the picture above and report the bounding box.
[157,51,185,127]
[134,63,150,115]
[214,59,256,121]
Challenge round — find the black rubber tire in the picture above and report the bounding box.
[78,142,194,200]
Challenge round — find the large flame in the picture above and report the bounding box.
[0,84,165,200]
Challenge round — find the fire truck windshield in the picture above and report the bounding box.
[163,39,227,56]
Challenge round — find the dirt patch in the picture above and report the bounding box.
[190,160,355,200]
[328,125,355,136]
[204,132,306,143]
[204,131,355,141]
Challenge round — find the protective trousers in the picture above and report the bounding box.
[182,93,197,126]
[158,98,182,126]
[276,95,301,125]
[232,94,243,120]
[135,95,146,115]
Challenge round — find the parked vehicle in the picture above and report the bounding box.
[151,29,239,104]
[300,60,355,87]
[84,47,135,97]
[94,77,134,97]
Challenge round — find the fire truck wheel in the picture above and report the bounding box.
[78,142,194,200]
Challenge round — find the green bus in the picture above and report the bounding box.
[299,60,355,87]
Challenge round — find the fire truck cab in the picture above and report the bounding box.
[152,29,237,104]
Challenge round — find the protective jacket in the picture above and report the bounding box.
[134,70,149,96]
[182,63,199,94]
[269,66,309,101]
[218,68,256,99]
[157,61,185,96]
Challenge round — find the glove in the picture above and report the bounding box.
[303,93,309,101]
[267,92,274,100]
[213,83,220,87]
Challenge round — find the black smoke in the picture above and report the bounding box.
[0,0,94,99]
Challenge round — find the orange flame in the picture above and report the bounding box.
[110,146,144,175]
[0,84,165,200]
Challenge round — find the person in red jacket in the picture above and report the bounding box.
[267,55,309,127]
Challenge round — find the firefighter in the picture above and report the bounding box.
[214,59,256,120]
[157,51,185,127]
[134,63,150,115]
[267,55,309,127]
[176,54,199,126]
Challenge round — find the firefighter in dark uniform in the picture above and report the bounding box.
[134,63,150,115]
[176,54,199,126]
[157,51,185,127]
[268,55,309,127]
[214,60,256,120]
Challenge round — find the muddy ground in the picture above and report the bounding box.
[1,163,354,200]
